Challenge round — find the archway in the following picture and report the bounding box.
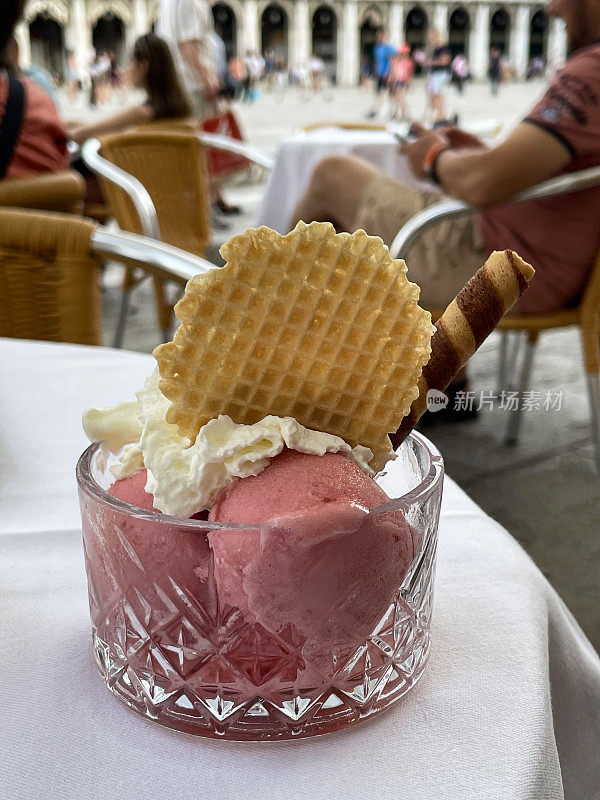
[312,5,337,79]
[405,5,428,74]
[212,3,237,60]
[261,4,289,61]
[29,13,64,79]
[359,20,378,79]
[92,13,125,61]
[449,7,470,57]
[529,9,548,60]
[490,8,510,54]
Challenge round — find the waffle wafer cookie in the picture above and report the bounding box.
[390,249,535,447]
[154,221,432,466]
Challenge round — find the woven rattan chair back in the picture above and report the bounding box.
[98,130,210,256]
[0,208,101,345]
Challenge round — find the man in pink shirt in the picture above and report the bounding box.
[291,0,600,317]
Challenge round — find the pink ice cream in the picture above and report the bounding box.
[209,449,390,523]
[103,450,414,691]
[207,450,415,684]
[81,470,214,659]
[109,469,155,510]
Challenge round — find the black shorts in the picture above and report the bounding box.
[390,80,407,92]
[376,74,387,93]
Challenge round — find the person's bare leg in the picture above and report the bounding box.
[289,155,381,232]
[399,87,408,119]
[431,93,446,122]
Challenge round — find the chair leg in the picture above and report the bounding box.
[505,331,538,447]
[507,331,524,391]
[153,278,173,344]
[587,372,600,474]
[497,331,510,393]
[579,319,600,474]
[112,265,138,349]
[113,285,132,349]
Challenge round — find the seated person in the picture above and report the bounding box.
[69,33,192,145]
[0,1,69,180]
[291,0,600,319]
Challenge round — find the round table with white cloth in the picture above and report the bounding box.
[1,338,599,800]
[254,127,434,234]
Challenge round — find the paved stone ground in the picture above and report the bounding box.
[84,80,600,651]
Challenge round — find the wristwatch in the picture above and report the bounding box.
[423,143,451,185]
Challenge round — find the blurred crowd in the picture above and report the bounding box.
[362,27,550,124]
[59,45,333,109]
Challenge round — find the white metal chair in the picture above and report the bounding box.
[390,166,600,474]
[81,132,274,348]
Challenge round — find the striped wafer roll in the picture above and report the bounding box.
[390,249,535,447]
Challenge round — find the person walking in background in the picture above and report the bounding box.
[488,46,502,96]
[366,29,396,119]
[308,54,325,94]
[425,30,452,123]
[245,51,264,101]
[451,53,469,94]
[65,50,80,103]
[158,0,219,120]
[388,44,414,121]
[228,54,246,100]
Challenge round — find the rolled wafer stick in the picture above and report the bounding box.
[390,249,535,447]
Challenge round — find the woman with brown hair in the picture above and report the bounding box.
[69,33,192,144]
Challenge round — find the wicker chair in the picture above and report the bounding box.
[96,130,212,255]
[87,129,212,348]
[81,131,273,348]
[0,207,214,346]
[390,166,600,473]
[0,170,85,214]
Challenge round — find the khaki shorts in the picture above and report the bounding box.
[353,176,486,309]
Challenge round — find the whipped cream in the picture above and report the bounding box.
[83,368,375,518]
[82,401,142,452]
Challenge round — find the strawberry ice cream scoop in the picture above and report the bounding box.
[208,450,415,685]
[85,470,214,635]
[208,449,390,523]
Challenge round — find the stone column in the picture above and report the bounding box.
[292,0,310,70]
[340,0,359,86]
[510,5,530,79]
[469,3,490,81]
[133,0,149,36]
[433,3,449,41]
[125,0,148,51]
[68,0,92,75]
[389,3,405,47]
[242,0,260,53]
[14,21,31,68]
[547,17,567,71]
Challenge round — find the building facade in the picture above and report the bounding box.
[15,0,566,85]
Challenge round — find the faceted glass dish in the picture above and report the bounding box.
[77,432,444,741]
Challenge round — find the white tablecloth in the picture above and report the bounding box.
[1,338,600,800]
[255,128,430,234]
